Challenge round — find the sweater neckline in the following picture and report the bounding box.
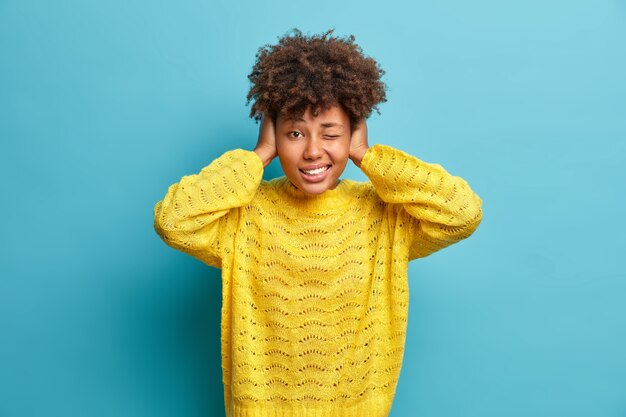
[273,177,354,214]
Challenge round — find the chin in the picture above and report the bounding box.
[293,178,336,195]
[298,183,329,195]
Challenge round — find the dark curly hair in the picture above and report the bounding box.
[246,28,388,131]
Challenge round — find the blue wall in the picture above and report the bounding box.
[1,1,625,416]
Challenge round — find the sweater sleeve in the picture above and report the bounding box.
[153,149,264,268]
[359,144,483,260]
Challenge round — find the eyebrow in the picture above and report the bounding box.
[295,118,343,128]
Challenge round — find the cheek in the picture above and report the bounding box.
[276,141,301,168]
[275,140,292,157]
[329,140,351,160]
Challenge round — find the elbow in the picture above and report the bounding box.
[461,207,482,239]
[153,199,178,240]
[439,190,483,240]
[153,200,166,233]
[454,192,483,239]
[152,182,186,232]
[153,203,187,252]
[153,204,169,244]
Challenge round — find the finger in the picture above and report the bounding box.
[259,113,272,142]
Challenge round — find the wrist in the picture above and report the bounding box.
[350,145,369,168]
[253,147,274,168]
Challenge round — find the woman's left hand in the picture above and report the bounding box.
[349,117,369,168]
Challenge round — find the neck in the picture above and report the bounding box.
[277,177,353,214]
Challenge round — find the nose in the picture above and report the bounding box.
[303,137,323,160]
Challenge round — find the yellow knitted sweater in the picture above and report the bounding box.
[153,144,483,417]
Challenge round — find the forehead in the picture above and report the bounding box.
[279,104,348,126]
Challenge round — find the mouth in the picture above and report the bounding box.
[298,164,331,182]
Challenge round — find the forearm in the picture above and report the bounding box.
[153,148,264,266]
[154,149,263,235]
[360,144,483,230]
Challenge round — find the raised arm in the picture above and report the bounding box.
[153,149,264,267]
[350,119,483,259]
[153,113,276,267]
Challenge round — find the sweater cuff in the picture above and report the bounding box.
[246,149,265,172]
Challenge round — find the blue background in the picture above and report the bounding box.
[1,0,625,416]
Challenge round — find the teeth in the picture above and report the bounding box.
[302,166,329,175]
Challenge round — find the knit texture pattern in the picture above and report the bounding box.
[153,144,483,417]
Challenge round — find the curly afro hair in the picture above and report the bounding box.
[246,28,388,131]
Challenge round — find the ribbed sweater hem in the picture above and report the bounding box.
[224,393,393,417]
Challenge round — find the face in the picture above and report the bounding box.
[275,104,351,195]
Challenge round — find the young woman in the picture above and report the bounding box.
[154,28,483,417]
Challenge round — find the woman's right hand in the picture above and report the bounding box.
[253,112,277,168]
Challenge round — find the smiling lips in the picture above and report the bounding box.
[299,164,331,182]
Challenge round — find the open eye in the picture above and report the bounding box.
[288,131,303,139]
